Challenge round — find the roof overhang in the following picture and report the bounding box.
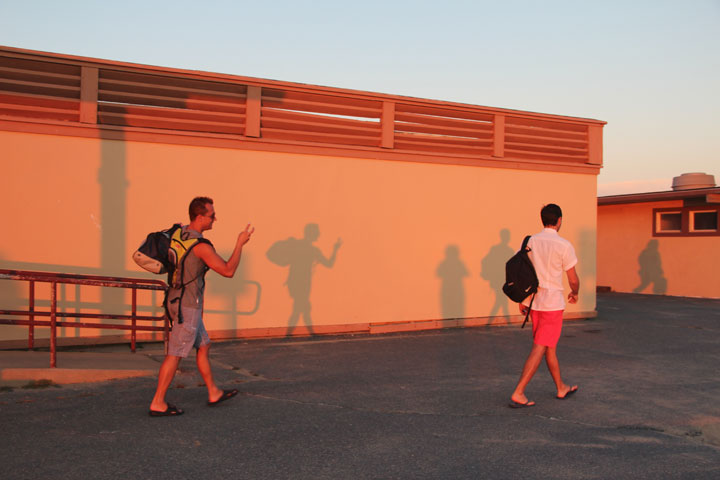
[598,188,720,206]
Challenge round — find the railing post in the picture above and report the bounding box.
[28,281,35,349]
[381,101,395,149]
[50,282,57,368]
[80,66,99,124]
[245,85,261,138]
[493,114,505,158]
[131,287,137,352]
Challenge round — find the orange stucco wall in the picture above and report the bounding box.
[0,130,598,342]
[597,202,719,298]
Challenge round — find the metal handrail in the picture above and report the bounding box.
[0,269,168,367]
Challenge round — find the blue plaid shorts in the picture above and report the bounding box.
[167,307,211,357]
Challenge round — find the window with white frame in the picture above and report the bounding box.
[657,211,682,233]
[653,206,720,237]
[690,210,718,232]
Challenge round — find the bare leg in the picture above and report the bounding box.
[150,355,181,412]
[196,344,223,403]
[511,343,547,405]
[545,347,577,398]
[544,347,565,393]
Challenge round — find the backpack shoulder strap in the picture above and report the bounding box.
[521,235,532,252]
[521,293,535,329]
[166,223,182,235]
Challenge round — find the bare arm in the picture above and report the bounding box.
[566,266,579,304]
[193,224,254,278]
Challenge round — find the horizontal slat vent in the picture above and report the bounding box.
[504,116,589,163]
[261,88,382,147]
[0,47,603,169]
[394,104,494,157]
[98,69,247,134]
[0,55,80,122]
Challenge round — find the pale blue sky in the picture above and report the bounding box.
[1,0,718,194]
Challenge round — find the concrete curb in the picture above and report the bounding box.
[0,350,160,385]
[0,367,157,384]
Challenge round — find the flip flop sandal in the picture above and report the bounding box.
[149,403,184,417]
[208,389,239,406]
[556,386,578,400]
[509,400,536,408]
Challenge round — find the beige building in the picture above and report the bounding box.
[597,173,720,298]
[0,46,605,346]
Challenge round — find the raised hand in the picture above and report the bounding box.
[238,224,255,246]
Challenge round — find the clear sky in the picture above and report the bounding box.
[1,0,718,195]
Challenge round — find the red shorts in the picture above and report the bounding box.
[531,310,564,348]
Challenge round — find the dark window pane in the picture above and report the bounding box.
[693,211,718,231]
[659,213,682,231]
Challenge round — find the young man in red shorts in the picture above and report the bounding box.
[509,203,580,408]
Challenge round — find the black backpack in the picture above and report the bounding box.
[133,224,182,276]
[502,235,539,328]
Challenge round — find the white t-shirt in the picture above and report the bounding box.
[526,228,577,311]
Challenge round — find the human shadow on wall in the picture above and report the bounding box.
[576,228,596,307]
[633,239,667,294]
[480,229,514,320]
[266,224,342,337]
[435,245,468,324]
[576,229,597,278]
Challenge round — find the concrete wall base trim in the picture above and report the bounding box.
[0,311,597,349]
[0,367,155,384]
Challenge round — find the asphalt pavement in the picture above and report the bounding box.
[1,292,719,479]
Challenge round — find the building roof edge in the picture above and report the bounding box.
[598,187,720,205]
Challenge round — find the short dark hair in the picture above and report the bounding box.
[189,196,213,221]
[541,203,563,227]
